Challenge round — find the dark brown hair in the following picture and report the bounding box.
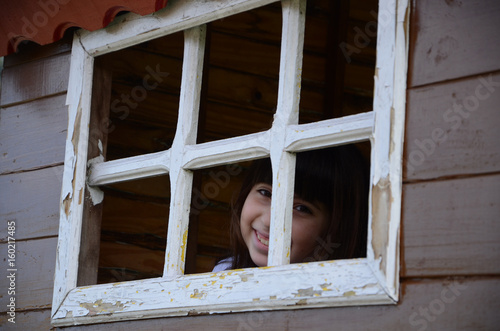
[228,144,369,269]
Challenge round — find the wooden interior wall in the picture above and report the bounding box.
[1,0,499,330]
[94,0,376,282]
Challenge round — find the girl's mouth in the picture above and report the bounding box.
[256,231,269,246]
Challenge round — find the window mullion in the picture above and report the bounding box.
[164,25,206,278]
[183,130,271,169]
[88,150,171,186]
[285,112,375,152]
[267,0,306,266]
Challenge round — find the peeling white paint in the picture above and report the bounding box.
[53,260,390,326]
[86,155,104,205]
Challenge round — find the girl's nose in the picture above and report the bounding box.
[260,206,271,230]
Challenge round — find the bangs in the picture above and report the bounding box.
[294,150,335,207]
[296,145,368,208]
[242,145,365,208]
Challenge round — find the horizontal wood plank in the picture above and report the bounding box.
[0,95,68,174]
[0,309,52,330]
[404,72,500,181]
[0,52,70,106]
[98,241,165,280]
[402,174,500,277]
[0,166,63,242]
[409,0,500,87]
[3,35,72,68]
[100,194,169,237]
[56,277,500,330]
[0,237,57,312]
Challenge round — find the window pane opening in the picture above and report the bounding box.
[96,175,170,284]
[299,0,378,123]
[197,2,282,143]
[190,142,370,274]
[186,161,251,274]
[93,31,184,161]
[292,142,370,264]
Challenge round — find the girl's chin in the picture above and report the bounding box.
[249,251,268,267]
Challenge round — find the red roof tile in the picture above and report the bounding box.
[0,0,168,57]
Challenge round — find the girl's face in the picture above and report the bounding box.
[240,183,330,267]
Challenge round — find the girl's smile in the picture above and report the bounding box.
[240,183,329,267]
[255,230,269,246]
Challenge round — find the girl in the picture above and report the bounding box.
[213,144,369,271]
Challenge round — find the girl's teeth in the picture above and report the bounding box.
[257,232,269,246]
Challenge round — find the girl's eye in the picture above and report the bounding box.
[257,188,272,198]
[294,204,312,215]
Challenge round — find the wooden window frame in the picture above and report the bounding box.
[52,0,409,326]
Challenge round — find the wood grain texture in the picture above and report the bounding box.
[404,72,500,181]
[0,237,57,312]
[0,309,51,330]
[0,94,68,174]
[409,0,500,87]
[402,174,500,277]
[0,166,63,242]
[77,62,114,286]
[55,277,500,330]
[0,52,70,106]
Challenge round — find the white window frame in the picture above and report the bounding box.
[52,0,409,326]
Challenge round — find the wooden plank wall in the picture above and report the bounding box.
[1,0,500,329]
[0,38,71,329]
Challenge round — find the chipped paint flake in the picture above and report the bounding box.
[293,287,322,298]
[78,188,83,205]
[343,291,356,297]
[238,273,254,282]
[371,176,391,272]
[190,289,207,299]
[320,283,332,291]
[63,193,72,217]
[296,299,307,305]
[80,299,129,316]
[180,229,188,267]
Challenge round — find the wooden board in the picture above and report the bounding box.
[0,94,68,174]
[0,309,51,330]
[56,277,500,330]
[208,30,281,80]
[99,202,168,238]
[0,166,63,241]
[3,35,72,68]
[97,241,165,281]
[0,52,70,106]
[404,72,500,181]
[0,237,57,312]
[409,0,500,87]
[402,174,500,277]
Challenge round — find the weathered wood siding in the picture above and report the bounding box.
[0,40,70,329]
[1,0,500,329]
